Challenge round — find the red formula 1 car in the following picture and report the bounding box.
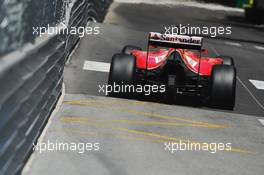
[108,32,236,109]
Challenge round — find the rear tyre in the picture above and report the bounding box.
[210,65,236,109]
[108,53,136,97]
[218,56,234,66]
[122,45,142,55]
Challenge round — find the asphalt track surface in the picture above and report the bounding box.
[24,1,264,175]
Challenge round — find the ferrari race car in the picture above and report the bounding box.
[108,32,236,109]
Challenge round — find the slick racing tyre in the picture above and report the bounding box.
[108,53,136,97]
[218,56,234,66]
[122,45,142,55]
[210,65,236,109]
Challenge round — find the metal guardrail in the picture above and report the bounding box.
[0,0,112,174]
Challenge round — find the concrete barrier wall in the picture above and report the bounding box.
[0,0,112,174]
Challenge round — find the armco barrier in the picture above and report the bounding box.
[0,0,112,174]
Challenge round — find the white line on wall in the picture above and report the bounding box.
[258,119,264,126]
[83,60,110,73]
[254,46,264,51]
[249,79,264,90]
[224,42,241,47]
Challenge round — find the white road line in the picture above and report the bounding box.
[114,0,244,12]
[237,77,264,111]
[209,44,264,111]
[259,119,264,126]
[254,46,264,51]
[83,60,110,73]
[249,79,264,90]
[224,42,241,47]
[208,44,220,56]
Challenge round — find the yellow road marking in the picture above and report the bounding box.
[64,99,146,105]
[58,129,99,136]
[114,108,227,128]
[62,117,224,129]
[58,128,169,143]
[63,100,227,128]
[60,118,254,154]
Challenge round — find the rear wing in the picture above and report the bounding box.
[148,32,203,50]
